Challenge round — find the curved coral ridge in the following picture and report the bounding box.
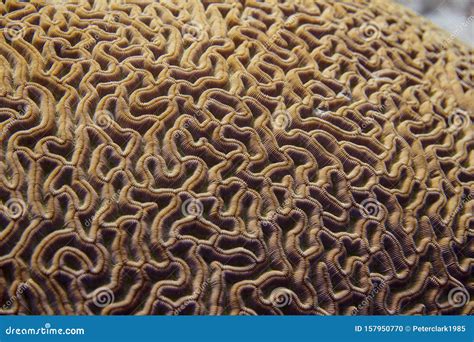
[0,0,473,315]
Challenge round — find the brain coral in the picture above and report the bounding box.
[0,0,472,315]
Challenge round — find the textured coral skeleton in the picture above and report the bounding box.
[0,0,473,315]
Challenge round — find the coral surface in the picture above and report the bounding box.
[0,0,473,314]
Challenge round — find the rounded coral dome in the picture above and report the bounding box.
[0,0,472,315]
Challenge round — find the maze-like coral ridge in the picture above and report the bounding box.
[0,0,473,315]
